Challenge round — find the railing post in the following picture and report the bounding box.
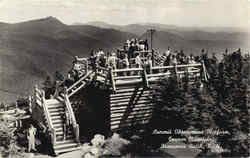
[64,94,80,144]
[53,82,59,98]
[142,67,149,88]
[152,50,155,67]
[174,64,180,87]
[85,59,88,74]
[28,95,32,114]
[201,60,208,82]
[110,68,116,92]
[50,129,56,146]
[75,124,80,143]
[41,90,45,104]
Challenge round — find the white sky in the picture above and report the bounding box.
[0,0,249,27]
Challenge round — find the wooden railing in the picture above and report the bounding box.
[63,93,80,143]
[109,68,148,90]
[66,70,94,97]
[34,85,56,145]
[106,63,203,90]
[148,63,202,82]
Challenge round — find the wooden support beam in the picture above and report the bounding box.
[110,68,116,92]
[142,68,149,88]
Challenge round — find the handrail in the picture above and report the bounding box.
[96,66,109,72]
[152,63,202,70]
[67,70,93,94]
[64,94,79,143]
[112,68,143,73]
[34,85,56,145]
[110,68,116,92]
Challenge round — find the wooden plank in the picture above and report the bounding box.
[111,116,152,125]
[112,68,143,73]
[147,72,171,78]
[151,63,201,71]
[110,69,116,92]
[113,87,152,93]
[111,110,153,118]
[115,79,143,86]
[114,75,142,80]
[111,94,154,101]
[111,103,153,110]
[111,120,150,130]
[111,107,153,114]
[111,100,153,108]
[110,93,153,101]
[111,87,151,96]
[110,96,153,104]
[111,115,152,124]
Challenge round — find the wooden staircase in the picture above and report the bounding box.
[45,99,80,155]
[66,70,94,97]
[34,87,80,155]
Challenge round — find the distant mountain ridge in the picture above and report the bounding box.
[0,17,249,101]
[0,17,137,101]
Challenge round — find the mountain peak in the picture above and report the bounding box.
[16,16,65,26]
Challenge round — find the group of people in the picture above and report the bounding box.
[88,46,207,72]
[162,47,201,66]
[124,38,149,52]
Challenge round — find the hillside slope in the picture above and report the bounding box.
[0,17,137,101]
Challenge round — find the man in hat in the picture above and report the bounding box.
[27,124,37,152]
[107,52,117,70]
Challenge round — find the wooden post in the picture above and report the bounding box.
[174,64,179,87]
[41,90,45,104]
[53,82,59,98]
[142,67,149,88]
[152,50,155,67]
[28,95,32,114]
[85,59,88,74]
[75,124,80,143]
[50,129,56,145]
[110,68,116,92]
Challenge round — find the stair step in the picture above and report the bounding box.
[45,99,59,105]
[52,119,63,124]
[54,146,81,155]
[54,142,78,150]
[48,105,64,109]
[51,115,62,120]
[56,135,74,141]
[48,108,64,113]
[50,112,62,117]
[54,123,63,129]
[56,130,73,135]
[55,139,75,145]
[55,127,63,132]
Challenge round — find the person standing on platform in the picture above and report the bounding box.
[145,54,153,74]
[122,54,130,76]
[27,124,37,152]
[135,53,142,68]
[108,52,117,70]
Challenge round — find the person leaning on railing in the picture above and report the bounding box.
[62,107,71,140]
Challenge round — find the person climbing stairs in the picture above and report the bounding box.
[44,98,80,155]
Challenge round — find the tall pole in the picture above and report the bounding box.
[148,29,156,50]
[148,29,156,66]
